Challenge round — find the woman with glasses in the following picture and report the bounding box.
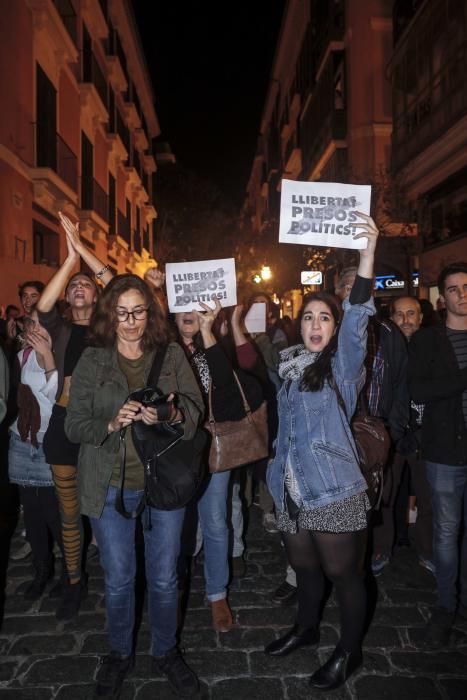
[37,213,113,621]
[65,274,204,699]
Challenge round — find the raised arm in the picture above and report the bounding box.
[230,305,259,370]
[335,213,379,382]
[59,213,113,286]
[351,211,379,281]
[36,216,79,313]
[144,267,168,317]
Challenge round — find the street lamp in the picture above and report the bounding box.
[260,265,272,281]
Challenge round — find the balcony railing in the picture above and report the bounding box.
[116,110,130,155]
[81,176,108,222]
[391,0,467,171]
[57,134,78,191]
[82,52,108,110]
[133,229,142,255]
[300,57,347,177]
[34,126,78,192]
[53,0,77,45]
[118,209,131,245]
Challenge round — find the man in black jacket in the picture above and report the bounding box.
[409,261,467,647]
[336,268,409,575]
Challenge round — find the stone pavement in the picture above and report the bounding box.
[1,508,466,700]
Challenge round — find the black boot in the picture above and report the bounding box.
[55,576,88,621]
[152,647,199,697]
[23,561,53,601]
[309,644,362,690]
[265,623,319,657]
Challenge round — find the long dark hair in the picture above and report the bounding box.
[88,274,169,351]
[298,292,341,392]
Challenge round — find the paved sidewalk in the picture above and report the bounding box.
[1,508,466,699]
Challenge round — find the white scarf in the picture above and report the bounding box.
[278,344,319,381]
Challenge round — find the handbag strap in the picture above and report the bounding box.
[114,344,168,519]
[331,377,348,420]
[114,430,145,519]
[207,370,252,423]
[147,344,168,388]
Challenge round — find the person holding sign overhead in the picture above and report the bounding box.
[174,298,263,632]
[265,213,380,691]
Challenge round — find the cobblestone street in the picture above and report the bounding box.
[1,508,466,699]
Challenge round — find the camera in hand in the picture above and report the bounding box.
[139,389,173,422]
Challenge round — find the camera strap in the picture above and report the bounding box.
[115,345,168,520]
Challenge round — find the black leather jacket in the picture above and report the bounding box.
[408,323,467,465]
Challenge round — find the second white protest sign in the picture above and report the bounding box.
[165,258,237,313]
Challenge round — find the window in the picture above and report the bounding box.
[33,220,60,266]
[36,64,56,170]
[108,173,116,235]
[81,132,93,209]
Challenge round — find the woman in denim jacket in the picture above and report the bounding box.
[265,213,380,691]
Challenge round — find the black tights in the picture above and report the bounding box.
[20,486,62,567]
[282,528,367,652]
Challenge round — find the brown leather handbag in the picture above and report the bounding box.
[205,373,269,472]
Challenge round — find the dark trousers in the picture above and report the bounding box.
[373,451,432,560]
[19,485,62,567]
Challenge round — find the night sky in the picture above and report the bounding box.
[132,1,285,207]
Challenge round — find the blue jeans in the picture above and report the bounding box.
[197,471,231,601]
[426,461,467,612]
[91,486,185,657]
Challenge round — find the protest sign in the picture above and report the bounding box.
[165,258,237,313]
[244,302,266,334]
[279,180,371,250]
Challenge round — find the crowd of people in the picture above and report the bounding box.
[0,211,466,699]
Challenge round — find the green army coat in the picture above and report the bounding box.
[65,342,204,518]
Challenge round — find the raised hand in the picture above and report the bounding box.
[196,298,222,331]
[350,211,380,258]
[144,267,166,289]
[58,212,80,260]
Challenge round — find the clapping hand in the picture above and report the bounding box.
[58,211,81,260]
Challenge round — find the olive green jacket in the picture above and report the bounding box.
[64,342,204,518]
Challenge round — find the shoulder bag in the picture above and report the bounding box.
[115,346,207,518]
[332,380,391,508]
[205,372,268,472]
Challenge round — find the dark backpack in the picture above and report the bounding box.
[115,346,207,518]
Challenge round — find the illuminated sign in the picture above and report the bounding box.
[374,272,419,291]
[301,270,323,285]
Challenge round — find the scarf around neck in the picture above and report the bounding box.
[278,343,319,381]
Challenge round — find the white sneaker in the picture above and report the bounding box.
[262,512,278,533]
[11,540,32,561]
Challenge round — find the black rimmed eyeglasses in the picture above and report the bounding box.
[115,307,149,322]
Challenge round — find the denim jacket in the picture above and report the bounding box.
[267,297,375,512]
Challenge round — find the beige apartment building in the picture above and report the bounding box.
[0,0,160,305]
[390,0,467,303]
[242,0,416,308]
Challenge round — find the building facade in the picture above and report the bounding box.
[391,0,467,302]
[0,0,161,305]
[242,0,413,308]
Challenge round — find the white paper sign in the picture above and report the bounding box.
[165,258,237,313]
[279,179,371,250]
[244,302,266,334]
